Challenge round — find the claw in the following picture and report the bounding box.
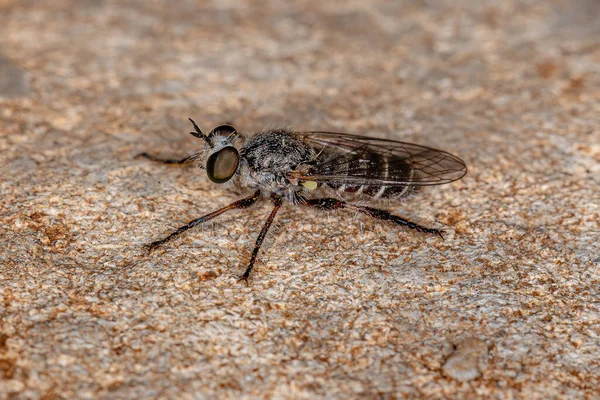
[135,152,151,160]
[143,242,160,253]
[237,274,250,286]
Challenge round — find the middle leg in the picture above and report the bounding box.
[238,195,283,284]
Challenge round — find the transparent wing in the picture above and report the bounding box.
[293,131,467,186]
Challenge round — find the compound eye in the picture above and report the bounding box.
[206,147,239,183]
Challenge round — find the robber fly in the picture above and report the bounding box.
[138,118,467,284]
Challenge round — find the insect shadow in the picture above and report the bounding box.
[138,118,467,284]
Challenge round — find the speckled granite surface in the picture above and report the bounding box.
[1,0,599,398]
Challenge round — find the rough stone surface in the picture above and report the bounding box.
[0,51,29,99]
[1,0,599,399]
[442,337,488,382]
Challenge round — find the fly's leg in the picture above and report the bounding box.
[304,198,444,239]
[238,195,283,285]
[136,152,196,165]
[146,190,261,251]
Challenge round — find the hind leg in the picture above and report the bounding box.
[304,197,443,239]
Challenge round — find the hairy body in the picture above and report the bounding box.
[139,119,467,283]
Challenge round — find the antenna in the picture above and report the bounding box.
[188,118,211,145]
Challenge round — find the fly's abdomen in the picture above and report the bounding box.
[327,183,412,200]
[321,149,414,200]
[379,185,413,199]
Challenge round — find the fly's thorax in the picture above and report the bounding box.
[235,158,298,196]
[238,129,315,193]
[241,130,314,171]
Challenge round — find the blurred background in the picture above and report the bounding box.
[1,0,598,398]
[2,0,597,135]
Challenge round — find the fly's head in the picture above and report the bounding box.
[188,118,243,184]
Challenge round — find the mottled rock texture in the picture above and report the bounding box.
[1,0,598,398]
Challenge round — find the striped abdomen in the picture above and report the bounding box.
[321,149,414,200]
[327,182,413,200]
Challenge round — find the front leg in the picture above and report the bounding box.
[304,198,444,239]
[136,152,197,165]
[146,190,261,251]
